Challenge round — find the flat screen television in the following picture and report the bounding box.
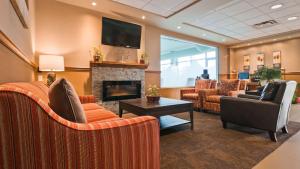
[102,17,142,49]
[238,72,250,79]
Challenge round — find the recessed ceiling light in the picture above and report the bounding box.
[177,26,181,29]
[92,2,96,6]
[202,33,206,37]
[288,16,298,21]
[222,39,226,42]
[273,38,277,41]
[247,43,251,46]
[271,4,283,10]
[142,15,146,20]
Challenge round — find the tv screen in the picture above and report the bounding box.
[102,17,142,49]
[238,72,250,79]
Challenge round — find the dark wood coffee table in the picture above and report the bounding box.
[119,97,194,130]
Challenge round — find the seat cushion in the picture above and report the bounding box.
[206,95,222,103]
[182,93,199,100]
[85,109,118,123]
[82,103,105,111]
[48,78,87,123]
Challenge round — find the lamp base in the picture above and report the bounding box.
[47,72,56,86]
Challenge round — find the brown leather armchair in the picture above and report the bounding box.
[220,81,297,142]
[180,79,217,110]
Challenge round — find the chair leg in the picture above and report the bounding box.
[222,121,227,129]
[268,131,277,142]
[282,126,288,134]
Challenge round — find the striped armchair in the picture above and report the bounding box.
[180,79,217,110]
[0,82,160,169]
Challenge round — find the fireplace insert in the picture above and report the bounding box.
[102,81,141,101]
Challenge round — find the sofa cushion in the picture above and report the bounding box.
[260,82,281,101]
[219,79,240,96]
[206,95,222,103]
[182,93,199,100]
[82,103,105,111]
[48,78,87,123]
[195,79,211,92]
[85,109,118,123]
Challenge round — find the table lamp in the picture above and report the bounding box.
[39,55,65,86]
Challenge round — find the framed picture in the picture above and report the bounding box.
[10,0,29,29]
[273,51,281,69]
[256,53,264,69]
[243,55,250,71]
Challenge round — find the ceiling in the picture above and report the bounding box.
[56,0,300,45]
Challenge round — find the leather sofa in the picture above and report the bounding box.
[0,82,160,169]
[220,81,297,142]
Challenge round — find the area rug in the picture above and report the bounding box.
[158,112,300,169]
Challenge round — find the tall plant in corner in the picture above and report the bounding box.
[253,67,281,85]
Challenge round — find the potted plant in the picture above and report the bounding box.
[252,67,281,86]
[292,83,300,104]
[146,85,160,103]
[90,45,104,62]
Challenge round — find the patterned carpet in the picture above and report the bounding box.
[158,112,300,169]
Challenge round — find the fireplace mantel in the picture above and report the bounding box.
[90,61,148,69]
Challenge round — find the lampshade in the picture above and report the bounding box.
[39,55,65,72]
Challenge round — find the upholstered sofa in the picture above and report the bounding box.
[220,81,297,142]
[201,79,247,113]
[0,82,160,169]
[180,79,217,110]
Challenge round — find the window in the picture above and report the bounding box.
[160,36,218,88]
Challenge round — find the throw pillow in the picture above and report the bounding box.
[260,82,281,101]
[48,78,87,123]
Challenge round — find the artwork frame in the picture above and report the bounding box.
[256,53,265,69]
[243,55,250,71]
[10,0,29,29]
[273,51,281,69]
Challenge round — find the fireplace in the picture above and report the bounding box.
[102,81,141,101]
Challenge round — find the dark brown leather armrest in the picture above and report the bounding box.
[238,94,260,100]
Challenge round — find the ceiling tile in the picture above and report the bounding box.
[245,0,277,7]
[244,15,272,25]
[268,5,300,18]
[257,0,297,15]
[233,8,264,21]
[114,0,150,9]
[218,1,253,16]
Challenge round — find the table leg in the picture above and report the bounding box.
[119,106,123,118]
[189,109,194,130]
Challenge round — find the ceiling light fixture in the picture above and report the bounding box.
[142,15,146,20]
[177,26,181,29]
[202,33,206,37]
[92,1,96,6]
[270,4,283,10]
[288,16,298,21]
[273,38,277,41]
[222,39,226,42]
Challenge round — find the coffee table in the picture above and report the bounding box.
[119,97,194,130]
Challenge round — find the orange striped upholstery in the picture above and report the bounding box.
[0,82,160,169]
[82,103,105,111]
[79,95,96,104]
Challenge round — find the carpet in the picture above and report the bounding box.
[159,112,300,169]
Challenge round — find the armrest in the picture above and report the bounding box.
[56,116,160,168]
[180,88,195,98]
[221,97,280,131]
[199,89,219,100]
[238,94,260,100]
[79,95,96,103]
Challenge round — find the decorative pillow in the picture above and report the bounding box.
[195,79,211,92]
[219,79,240,96]
[260,82,281,101]
[48,78,87,123]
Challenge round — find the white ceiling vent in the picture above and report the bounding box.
[253,20,279,29]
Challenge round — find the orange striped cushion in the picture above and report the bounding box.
[82,103,105,111]
[85,109,118,123]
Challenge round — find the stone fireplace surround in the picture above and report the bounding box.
[91,61,146,113]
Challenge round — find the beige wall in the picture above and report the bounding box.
[230,38,300,73]
[0,0,35,83]
[35,0,229,96]
[35,0,145,68]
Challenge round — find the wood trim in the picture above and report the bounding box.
[10,0,29,28]
[0,30,36,69]
[90,61,148,69]
[65,67,90,72]
[145,70,161,73]
[283,72,300,75]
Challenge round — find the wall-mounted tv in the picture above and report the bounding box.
[102,17,142,49]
